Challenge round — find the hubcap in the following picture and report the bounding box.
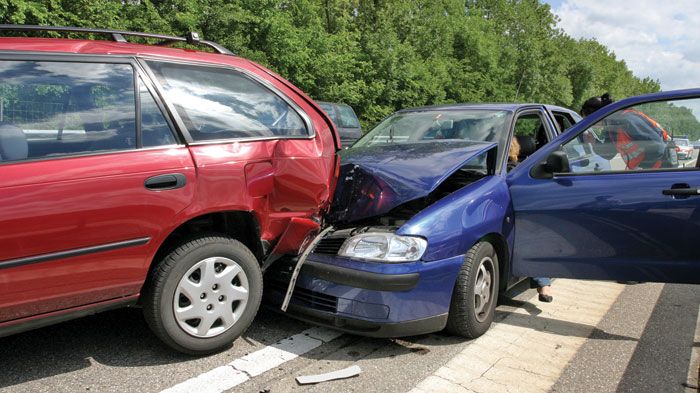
[473,256,495,323]
[173,257,249,338]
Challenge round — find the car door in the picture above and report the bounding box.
[508,92,700,284]
[0,56,195,322]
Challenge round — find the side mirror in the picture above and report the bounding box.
[547,150,571,173]
[530,148,570,179]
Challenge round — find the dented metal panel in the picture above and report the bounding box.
[327,141,497,223]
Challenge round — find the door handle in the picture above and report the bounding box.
[662,188,700,196]
[144,173,186,190]
[662,183,699,197]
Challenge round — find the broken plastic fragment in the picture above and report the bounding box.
[295,365,361,385]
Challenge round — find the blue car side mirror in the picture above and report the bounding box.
[530,148,570,179]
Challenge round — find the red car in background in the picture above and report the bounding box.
[674,138,694,159]
[0,25,339,354]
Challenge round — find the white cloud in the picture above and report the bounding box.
[549,0,700,91]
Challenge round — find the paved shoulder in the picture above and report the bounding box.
[410,280,626,393]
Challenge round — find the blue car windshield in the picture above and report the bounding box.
[353,109,511,163]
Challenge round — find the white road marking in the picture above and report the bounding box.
[686,305,700,392]
[160,327,342,393]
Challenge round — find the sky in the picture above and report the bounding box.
[543,0,700,92]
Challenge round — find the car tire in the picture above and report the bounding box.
[142,234,262,355]
[445,241,499,339]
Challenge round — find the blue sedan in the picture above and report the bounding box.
[269,91,700,339]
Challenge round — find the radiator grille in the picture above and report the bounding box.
[269,281,338,313]
[313,237,347,255]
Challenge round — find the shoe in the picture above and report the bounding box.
[538,294,553,303]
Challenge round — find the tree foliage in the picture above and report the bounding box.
[638,102,700,140]
[0,0,665,128]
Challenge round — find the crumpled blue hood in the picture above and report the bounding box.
[328,141,496,223]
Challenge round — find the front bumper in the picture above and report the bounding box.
[265,253,465,337]
[300,260,420,291]
[273,301,448,338]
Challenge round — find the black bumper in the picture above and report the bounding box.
[301,260,419,292]
[269,302,448,338]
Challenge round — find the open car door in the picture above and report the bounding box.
[508,90,700,284]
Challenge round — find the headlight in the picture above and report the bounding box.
[337,233,427,262]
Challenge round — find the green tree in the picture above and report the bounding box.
[0,0,664,128]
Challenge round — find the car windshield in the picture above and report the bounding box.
[353,109,511,162]
[336,104,361,128]
[675,139,689,146]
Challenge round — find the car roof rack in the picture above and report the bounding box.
[0,24,235,55]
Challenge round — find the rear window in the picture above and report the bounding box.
[147,61,308,141]
[318,102,338,121]
[336,104,361,128]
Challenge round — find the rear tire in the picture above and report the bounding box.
[142,234,262,355]
[445,241,499,338]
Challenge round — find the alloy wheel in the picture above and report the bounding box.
[473,256,495,323]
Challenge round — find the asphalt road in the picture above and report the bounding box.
[552,283,700,393]
[0,281,697,393]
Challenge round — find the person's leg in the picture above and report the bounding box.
[530,277,553,302]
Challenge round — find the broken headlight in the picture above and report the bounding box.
[337,233,427,262]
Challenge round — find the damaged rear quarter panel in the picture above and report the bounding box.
[397,175,512,262]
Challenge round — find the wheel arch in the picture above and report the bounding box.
[148,211,265,275]
[480,232,509,292]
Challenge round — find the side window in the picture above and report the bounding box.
[562,98,700,173]
[511,113,548,164]
[139,77,176,147]
[0,61,136,162]
[552,112,575,133]
[147,61,308,141]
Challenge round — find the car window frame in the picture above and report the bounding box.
[135,65,182,147]
[549,110,578,134]
[513,107,558,139]
[550,97,700,177]
[0,52,181,166]
[138,57,315,145]
[504,107,557,174]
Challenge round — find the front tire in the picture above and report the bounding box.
[142,235,263,355]
[445,241,499,338]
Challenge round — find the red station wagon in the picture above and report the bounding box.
[0,25,339,354]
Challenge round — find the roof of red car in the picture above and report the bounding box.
[0,36,246,66]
